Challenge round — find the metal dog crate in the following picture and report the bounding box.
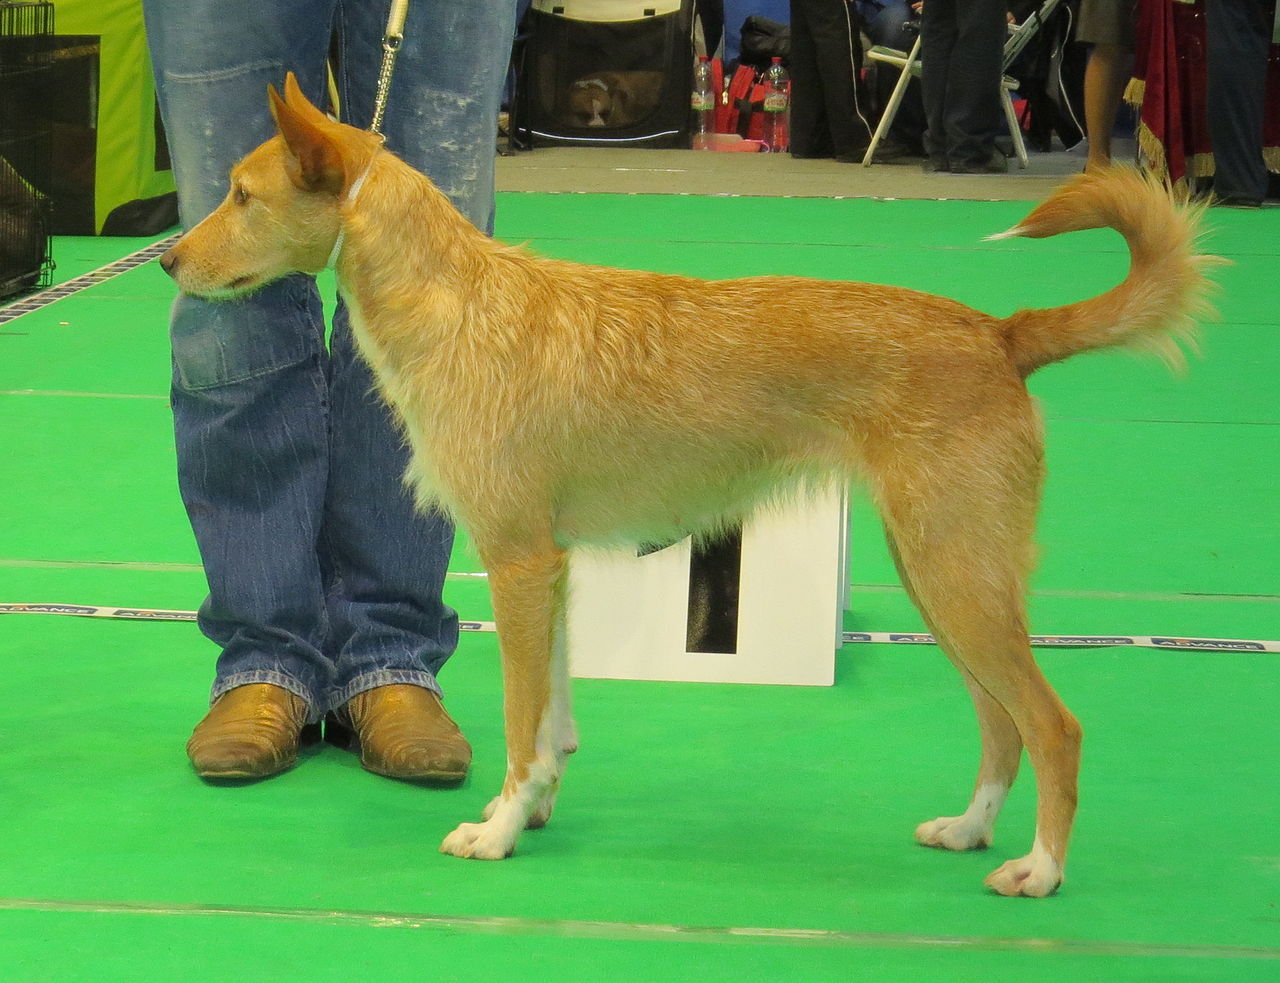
[511,0,699,149]
[0,1,55,299]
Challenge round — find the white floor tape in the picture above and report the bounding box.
[1,602,1275,653]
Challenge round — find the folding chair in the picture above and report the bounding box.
[861,0,1064,167]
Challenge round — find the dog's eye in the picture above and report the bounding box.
[233,184,250,206]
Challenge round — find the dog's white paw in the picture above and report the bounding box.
[984,851,1063,897]
[482,789,558,829]
[915,815,993,851]
[439,821,517,861]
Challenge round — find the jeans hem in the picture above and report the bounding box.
[211,671,322,723]
[329,670,442,715]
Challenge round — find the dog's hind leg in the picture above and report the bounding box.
[884,531,1024,851]
[874,426,1081,897]
[440,538,572,860]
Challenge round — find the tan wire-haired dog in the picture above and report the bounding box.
[161,73,1216,897]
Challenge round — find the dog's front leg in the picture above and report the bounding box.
[481,595,578,830]
[441,542,570,860]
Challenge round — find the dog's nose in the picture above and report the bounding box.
[158,249,180,277]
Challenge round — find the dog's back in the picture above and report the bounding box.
[373,166,1212,551]
[462,261,1007,544]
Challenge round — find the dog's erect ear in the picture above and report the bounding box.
[268,78,345,196]
[281,71,336,128]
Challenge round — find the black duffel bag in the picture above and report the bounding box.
[738,15,789,68]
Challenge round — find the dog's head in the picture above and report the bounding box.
[160,72,381,298]
[569,77,616,127]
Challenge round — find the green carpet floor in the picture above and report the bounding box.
[0,191,1276,982]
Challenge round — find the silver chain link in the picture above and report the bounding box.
[368,0,410,134]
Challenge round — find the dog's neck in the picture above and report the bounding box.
[325,155,379,269]
[337,152,488,279]
[333,153,498,384]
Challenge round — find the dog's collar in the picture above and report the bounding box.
[326,155,378,270]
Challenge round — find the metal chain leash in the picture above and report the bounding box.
[369,0,410,135]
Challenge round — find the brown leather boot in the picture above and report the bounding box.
[187,683,308,779]
[339,684,471,782]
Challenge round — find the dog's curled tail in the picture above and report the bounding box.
[990,167,1221,378]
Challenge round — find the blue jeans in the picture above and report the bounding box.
[143,0,518,720]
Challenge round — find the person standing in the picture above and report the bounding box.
[919,0,1009,172]
[1077,0,1137,171]
[142,0,518,780]
[789,0,876,160]
[1204,0,1275,207]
